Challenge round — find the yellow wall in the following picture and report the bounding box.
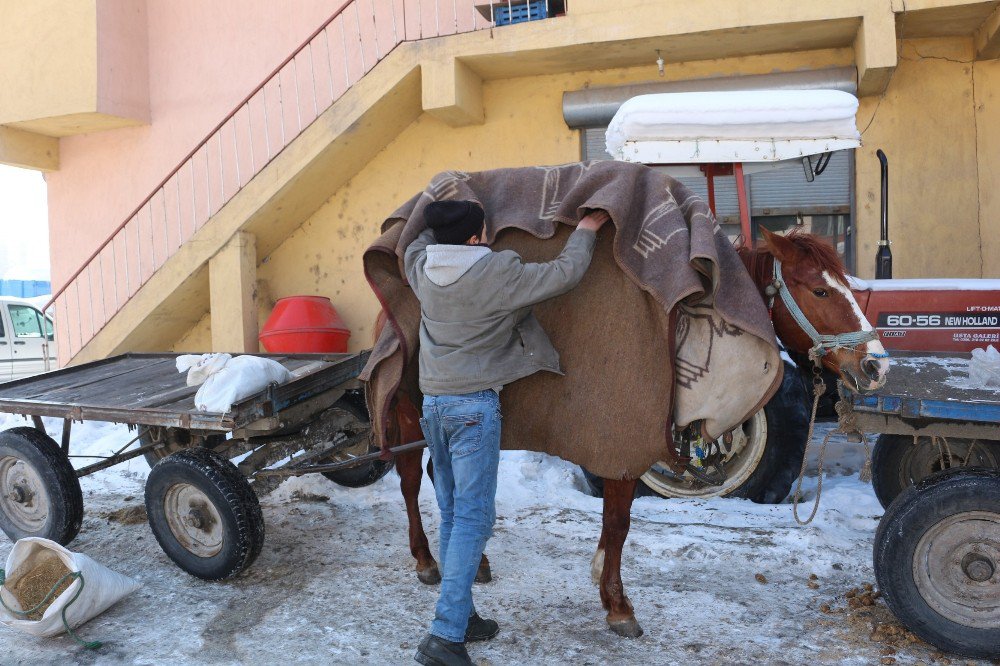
[176,38,1000,350]
[0,0,149,139]
[173,37,1000,354]
[856,37,984,279]
[174,47,858,352]
[975,56,1000,278]
[0,0,99,127]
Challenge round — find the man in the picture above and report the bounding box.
[404,199,610,666]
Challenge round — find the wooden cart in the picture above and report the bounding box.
[841,351,999,659]
[0,351,410,580]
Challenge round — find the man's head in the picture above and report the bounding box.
[425,200,486,245]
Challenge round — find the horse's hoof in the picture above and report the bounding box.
[417,565,441,585]
[474,561,493,584]
[608,618,644,639]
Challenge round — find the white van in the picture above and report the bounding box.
[0,297,55,379]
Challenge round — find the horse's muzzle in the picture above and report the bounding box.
[844,358,888,395]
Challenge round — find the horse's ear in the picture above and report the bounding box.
[760,228,803,263]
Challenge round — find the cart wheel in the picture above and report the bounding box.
[617,361,808,503]
[145,448,264,580]
[874,467,1000,659]
[320,396,394,488]
[0,427,83,545]
[871,435,1000,509]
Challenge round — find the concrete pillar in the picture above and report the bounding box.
[0,126,59,171]
[855,7,897,97]
[422,58,484,127]
[209,231,258,352]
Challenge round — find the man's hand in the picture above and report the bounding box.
[577,209,611,232]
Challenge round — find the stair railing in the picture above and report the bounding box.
[46,1,556,361]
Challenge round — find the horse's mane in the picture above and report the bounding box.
[737,230,848,287]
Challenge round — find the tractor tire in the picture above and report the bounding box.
[582,361,809,503]
[871,434,1000,509]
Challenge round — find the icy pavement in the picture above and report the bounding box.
[0,415,992,665]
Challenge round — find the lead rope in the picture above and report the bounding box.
[0,568,103,649]
[792,367,874,526]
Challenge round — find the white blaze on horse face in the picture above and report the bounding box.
[822,271,890,379]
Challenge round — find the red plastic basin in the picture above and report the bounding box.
[259,296,351,353]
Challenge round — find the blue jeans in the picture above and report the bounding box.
[420,389,501,643]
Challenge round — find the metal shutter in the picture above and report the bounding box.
[581,127,851,217]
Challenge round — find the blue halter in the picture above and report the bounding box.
[769,258,883,362]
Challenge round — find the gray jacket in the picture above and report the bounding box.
[404,228,597,396]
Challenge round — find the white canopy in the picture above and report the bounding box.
[605,89,861,164]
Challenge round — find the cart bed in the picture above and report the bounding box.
[849,351,1000,424]
[0,352,369,431]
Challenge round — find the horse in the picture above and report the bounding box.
[376,226,888,638]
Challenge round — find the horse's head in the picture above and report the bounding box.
[742,228,889,394]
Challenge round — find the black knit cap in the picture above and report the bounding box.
[424,200,485,245]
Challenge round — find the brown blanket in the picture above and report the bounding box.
[360,161,781,479]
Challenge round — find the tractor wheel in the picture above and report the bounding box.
[581,361,809,503]
[871,434,1000,509]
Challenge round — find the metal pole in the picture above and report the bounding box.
[371,0,381,58]
[110,235,119,310]
[262,86,272,160]
[292,57,303,132]
[324,28,335,99]
[309,43,319,118]
[875,149,893,279]
[733,162,752,248]
[233,118,241,188]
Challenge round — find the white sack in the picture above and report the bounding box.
[176,353,232,386]
[176,353,292,413]
[0,538,140,638]
[969,345,1000,388]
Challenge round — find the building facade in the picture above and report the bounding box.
[2,0,999,364]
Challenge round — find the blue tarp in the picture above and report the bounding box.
[0,279,51,298]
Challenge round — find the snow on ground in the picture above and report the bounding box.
[0,416,990,665]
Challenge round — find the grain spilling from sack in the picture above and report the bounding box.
[10,558,73,621]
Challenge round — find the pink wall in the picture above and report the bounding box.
[46,0,492,360]
[47,1,346,287]
[96,0,151,124]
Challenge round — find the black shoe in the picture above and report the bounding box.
[414,634,472,666]
[465,613,500,642]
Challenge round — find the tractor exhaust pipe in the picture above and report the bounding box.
[875,149,892,279]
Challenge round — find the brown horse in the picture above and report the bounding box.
[378,227,887,638]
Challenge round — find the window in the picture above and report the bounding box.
[9,305,43,338]
[581,127,855,271]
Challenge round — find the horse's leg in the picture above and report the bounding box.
[598,478,643,638]
[425,457,493,584]
[591,527,608,585]
[398,449,441,584]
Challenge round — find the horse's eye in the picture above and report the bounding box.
[813,288,828,298]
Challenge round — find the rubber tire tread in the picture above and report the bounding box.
[873,466,1000,659]
[583,361,809,503]
[0,427,83,545]
[320,395,395,488]
[145,447,264,580]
